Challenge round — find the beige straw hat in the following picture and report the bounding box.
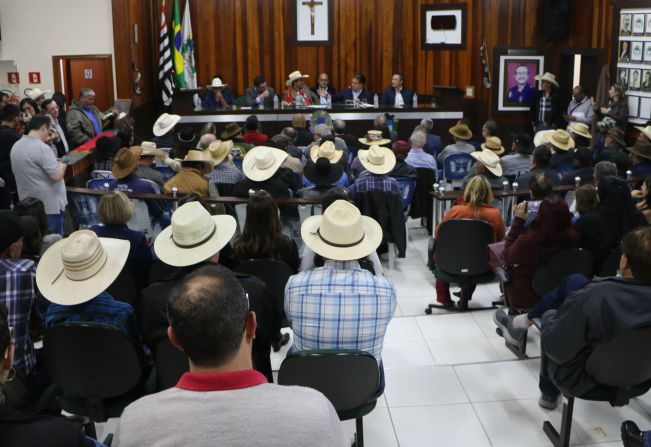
[357,145,396,175]
[568,123,592,139]
[471,150,503,177]
[481,136,505,155]
[310,140,343,163]
[358,130,391,146]
[153,113,181,137]
[242,146,289,181]
[545,129,575,151]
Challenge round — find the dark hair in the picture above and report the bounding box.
[40,98,55,111]
[245,115,259,131]
[575,184,599,215]
[253,76,265,87]
[532,145,552,168]
[393,72,404,81]
[594,161,617,185]
[622,227,651,283]
[0,91,8,101]
[321,186,352,210]
[14,198,49,257]
[168,265,249,367]
[642,175,651,210]
[530,196,578,249]
[27,115,51,132]
[353,73,366,85]
[483,120,498,137]
[573,135,591,148]
[0,103,20,122]
[19,98,39,114]
[52,92,67,111]
[529,172,554,199]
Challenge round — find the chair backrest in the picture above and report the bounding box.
[90,170,115,179]
[105,268,138,306]
[127,199,154,238]
[86,178,117,190]
[155,338,189,391]
[140,178,162,194]
[394,176,417,212]
[44,322,143,399]
[155,165,175,182]
[278,350,380,414]
[234,259,294,312]
[600,246,622,277]
[443,153,475,181]
[532,248,593,297]
[436,219,494,276]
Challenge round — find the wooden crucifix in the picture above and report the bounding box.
[301,0,323,35]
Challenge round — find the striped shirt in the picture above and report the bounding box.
[285,260,396,362]
[538,94,552,124]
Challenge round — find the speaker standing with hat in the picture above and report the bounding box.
[531,72,563,132]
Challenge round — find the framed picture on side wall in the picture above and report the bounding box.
[633,13,646,35]
[617,67,629,90]
[644,42,651,63]
[421,3,467,50]
[493,48,546,113]
[646,13,651,35]
[642,69,651,92]
[631,41,644,62]
[621,13,632,35]
[628,95,639,118]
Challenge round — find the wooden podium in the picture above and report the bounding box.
[171,88,202,115]
[431,86,464,108]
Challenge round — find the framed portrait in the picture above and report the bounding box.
[294,0,332,45]
[644,42,651,63]
[631,41,644,62]
[617,67,629,90]
[643,69,651,92]
[628,95,639,118]
[630,69,642,90]
[639,97,651,120]
[421,3,467,50]
[646,13,651,35]
[493,49,545,113]
[619,41,631,62]
[632,13,646,35]
[620,13,632,36]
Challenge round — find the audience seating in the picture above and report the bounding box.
[155,338,189,391]
[278,349,382,447]
[154,165,175,181]
[441,153,474,189]
[90,170,114,179]
[408,168,436,234]
[86,178,116,190]
[395,176,417,221]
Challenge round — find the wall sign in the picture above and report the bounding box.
[7,72,19,84]
[28,72,41,83]
[421,3,467,50]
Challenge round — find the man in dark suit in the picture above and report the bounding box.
[41,99,70,157]
[244,75,276,108]
[381,72,415,108]
[311,72,336,105]
[334,73,371,104]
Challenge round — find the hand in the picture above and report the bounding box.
[215,90,224,99]
[318,89,328,97]
[514,201,528,220]
[259,90,269,99]
[600,107,610,114]
[631,189,643,199]
[567,115,576,121]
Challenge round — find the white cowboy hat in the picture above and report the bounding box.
[358,145,396,175]
[481,136,505,155]
[310,140,343,164]
[635,125,651,142]
[301,200,383,261]
[568,122,592,140]
[140,141,167,158]
[36,230,129,306]
[285,70,309,87]
[358,130,391,146]
[534,72,559,88]
[207,77,228,89]
[204,140,233,165]
[471,150,503,177]
[545,129,575,151]
[154,202,237,267]
[26,88,51,101]
[533,129,555,147]
[242,146,288,182]
[181,150,214,174]
[153,113,181,137]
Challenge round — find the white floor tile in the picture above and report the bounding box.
[384,365,468,407]
[427,337,502,365]
[382,340,436,369]
[571,398,651,444]
[455,361,540,402]
[397,296,437,317]
[340,407,399,447]
[472,309,503,338]
[415,313,485,340]
[391,403,492,447]
[384,317,424,343]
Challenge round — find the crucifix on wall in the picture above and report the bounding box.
[301,0,323,35]
[295,0,331,45]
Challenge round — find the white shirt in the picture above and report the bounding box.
[352,89,361,100]
[394,90,404,108]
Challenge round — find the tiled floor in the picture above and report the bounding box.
[96,219,651,446]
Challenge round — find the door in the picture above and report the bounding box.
[52,55,114,110]
[559,49,605,111]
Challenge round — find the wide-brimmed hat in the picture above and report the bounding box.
[471,150,503,177]
[568,123,592,139]
[242,146,288,181]
[608,127,626,147]
[285,70,309,87]
[533,129,554,147]
[358,145,396,175]
[207,77,228,89]
[635,125,651,142]
[304,157,344,187]
[204,140,232,165]
[36,230,129,305]
[449,123,473,140]
[358,130,391,146]
[181,150,214,174]
[154,202,237,267]
[545,129,575,151]
[626,139,651,161]
[140,141,166,158]
[481,136,505,155]
[112,147,143,179]
[153,113,181,137]
[310,140,343,164]
[220,122,243,140]
[534,72,559,88]
[301,200,382,261]
[26,88,51,101]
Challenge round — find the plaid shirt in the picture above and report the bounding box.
[348,174,401,197]
[68,192,100,228]
[94,159,113,171]
[538,94,552,124]
[207,163,244,185]
[285,260,396,362]
[0,258,37,377]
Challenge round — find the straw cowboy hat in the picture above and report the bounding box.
[285,70,309,87]
[481,136,505,155]
[26,88,51,101]
[635,125,651,142]
[608,127,627,147]
[181,150,214,174]
[534,72,559,88]
[471,150,503,177]
[301,199,383,261]
[204,140,233,165]
[358,145,396,175]
[36,230,129,305]
[310,140,343,164]
[154,202,237,267]
[112,147,143,179]
[304,157,344,187]
[545,129,575,151]
[568,123,592,140]
[220,122,243,140]
[153,113,181,137]
[358,130,391,146]
[449,123,473,141]
[140,141,167,158]
[242,146,288,182]
[533,129,554,147]
[626,139,651,161]
[207,77,228,89]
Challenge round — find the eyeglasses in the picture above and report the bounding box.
[318,78,328,82]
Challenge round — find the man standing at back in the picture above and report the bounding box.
[115,264,346,447]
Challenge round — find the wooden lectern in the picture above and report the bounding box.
[431,86,464,108]
[171,89,202,115]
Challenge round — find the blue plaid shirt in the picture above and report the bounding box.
[207,163,244,185]
[348,174,401,197]
[285,260,396,362]
[0,258,37,377]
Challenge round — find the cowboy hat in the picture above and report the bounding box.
[204,140,233,165]
[358,130,391,146]
[36,230,129,305]
[285,70,309,87]
[207,77,228,89]
[358,145,396,175]
[140,141,167,158]
[626,139,651,161]
[568,123,592,140]
[112,147,143,179]
[304,157,344,187]
[608,127,627,147]
[533,129,554,147]
[181,150,214,174]
[481,136,505,155]
[635,125,651,142]
[220,122,243,140]
[545,129,575,151]
[153,113,181,137]
[471,150,503,177]
[534,72,559,88]
[449,123,473,140]
[154,202,237,267]
[26,88,51,101]
[242,146,288,182]
[301,200,383,261]
[310,140,343,164]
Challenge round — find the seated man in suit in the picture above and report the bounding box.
[381,72,414,108]
[311,72,336,105]
[335,73,371,104]
[244,75,276,108]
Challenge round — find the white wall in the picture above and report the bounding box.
[0,0,115,97]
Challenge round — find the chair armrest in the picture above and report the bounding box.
[427,238,436,271]
[495,266,510,284]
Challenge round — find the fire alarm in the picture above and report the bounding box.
[7,72,20,84]
[28,72,41,84]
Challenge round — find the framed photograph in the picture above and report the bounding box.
[646,13,651,35]
[631,41,644,62]
[644,42,651,63]
[628,95,639,118]
[632,13,646,35]
[294,0,332,45]
[619,41,631,62]
[421,3,467,50]
[630,68,642,90]
[640,97,651,120]
[617,67,629,90]
[643,69,651,92]
[493,49,545,113]
[620,13,632,36]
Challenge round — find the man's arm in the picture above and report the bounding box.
[50,162,68,182]
[541,291,593,366]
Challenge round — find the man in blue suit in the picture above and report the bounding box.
[335,73,371,104]
[381,73,415,108]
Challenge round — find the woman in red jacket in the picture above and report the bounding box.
[434,176,506,306]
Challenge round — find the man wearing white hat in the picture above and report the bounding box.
[530,72,563,132]
[232,146,294,203]
[462,149,508,189]
[66,87,116,147]
[348,145,401,197]
[204,139,243,186]
[283,71,318,106]
[636,125,651,144]
[151,112,182,153]
[136,141,167,189]
[201,76,233,110]
[26,88,51,106]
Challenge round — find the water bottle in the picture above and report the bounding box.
[296,94,304,109]
[273,95,279,110]
[413,93,418,107]
[373,94,379,108]
[326,94,332,108]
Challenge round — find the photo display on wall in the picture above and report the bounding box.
[618,8,651,124]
